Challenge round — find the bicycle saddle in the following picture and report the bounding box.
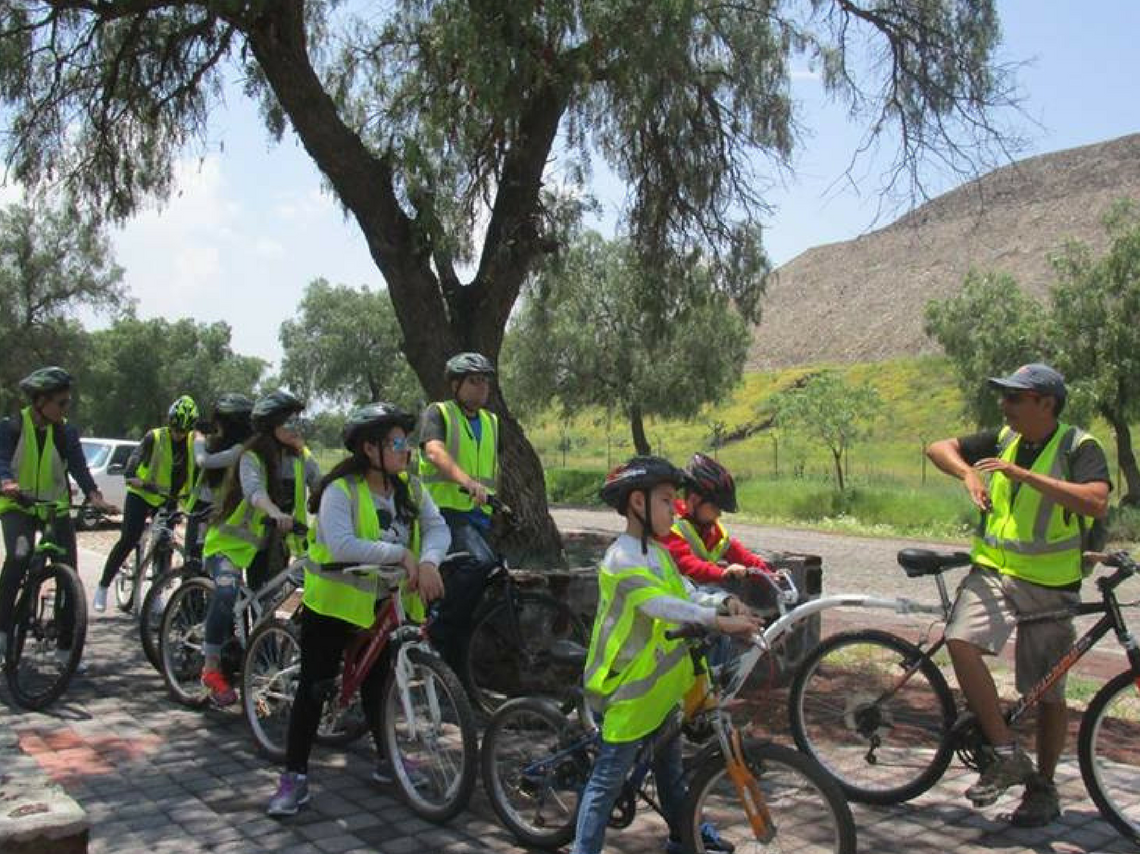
[897,548,972,578]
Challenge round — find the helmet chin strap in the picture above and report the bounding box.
[633,487,653,555]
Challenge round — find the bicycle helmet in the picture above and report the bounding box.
[685,453,738,513]
[342,402,417,451]
[168,395,199,432]
[213,392,254,419]
[599,456,689,512]
[251,389,306,432]
[445,352,496,381]
[19,366,73,398]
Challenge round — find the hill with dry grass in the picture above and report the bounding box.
[749,133,1140,370]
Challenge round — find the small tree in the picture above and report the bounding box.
[770,372,882,491]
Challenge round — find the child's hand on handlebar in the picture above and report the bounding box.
[273,511,295,533]
[714,612,762,638]
[410,562,445,603]
[1,479,19,498]
[721,563,750,578]
[465,480,489,507]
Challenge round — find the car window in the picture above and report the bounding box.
[82,441,110,469]
[109,445,134,467]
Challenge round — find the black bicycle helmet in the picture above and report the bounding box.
[599,456,689,512]
[342,402,417,451]
[685,452,738,513]
[213,392,254,419]
[445,351,496,381]
[251,389,306,432]
[168,395,199,432]
[19,366,73,398]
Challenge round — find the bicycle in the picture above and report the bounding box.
[243,563,478,823]
[114,495,185,615]
[480,570,858,853]
[456,493,588,715]
[788,548,1140,845]
[158,519,307,707]
[1,494,90,710]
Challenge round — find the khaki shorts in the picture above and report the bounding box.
[944,566,1079,703]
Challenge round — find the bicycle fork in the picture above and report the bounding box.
[720,726,775,843]
[394,639,443,742]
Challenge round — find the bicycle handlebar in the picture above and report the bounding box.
[459,486,512,516]
[11,491,89,511]
[664,623,709,642]
[260,517,309,536]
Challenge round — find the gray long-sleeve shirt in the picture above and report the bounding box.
[238,450,322,515]
[317,479,450,566]
[192,437,244,505]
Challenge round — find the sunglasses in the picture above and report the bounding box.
[279,416,304,432]
[384,436,410,452]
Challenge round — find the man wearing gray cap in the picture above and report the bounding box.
[926,363,1111,827]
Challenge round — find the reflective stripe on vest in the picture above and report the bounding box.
[305,473,425,628]
[127,427,198,508]
[203,450,308,569]
[671,518,730,563]
[583,542,696,743]
[0,408,69,518]
[417,401,498,513]
[971,423,1098,587]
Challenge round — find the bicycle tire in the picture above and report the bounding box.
[480,695,590,849]
[4,561,87,710]
[383,645,477,823]
[682,740,857,854]
[788,629,956,805]
[115,546,140,613]
[464,591,587,715]
[1078,669,1140,845]
[139,561,194,672]
[159,576,214,707]
[135,542,183,625]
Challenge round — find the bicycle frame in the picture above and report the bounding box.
[229,558,306,649]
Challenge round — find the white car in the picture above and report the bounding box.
[71,437,138,529]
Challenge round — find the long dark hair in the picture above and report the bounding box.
[309,429,418,526]
[204,415,254,490]
[212,431,295,524]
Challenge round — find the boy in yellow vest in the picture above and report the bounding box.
[927,363,1110,827]
[573,456,760,854]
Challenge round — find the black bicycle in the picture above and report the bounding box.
[114,496,185,615]
[789,548,1140,845]
[1,494,89,710]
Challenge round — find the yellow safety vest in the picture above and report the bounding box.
[583,541,697,743]
[305,473,426,628]
[127,427,197,509]
[202,449,309,569]
[0,408,70,519]
[971,423,1100,587]
[671,517,730,563]
[417,401,498,514]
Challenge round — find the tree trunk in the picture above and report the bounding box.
[1108,413,1140,505]
[832,447,845,492]
[629,403,651,456]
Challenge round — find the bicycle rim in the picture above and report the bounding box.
[480,697,587,849]
[140,565,188,671]
[115,561,136,612]
[684,741,857,854]
[242,619,301,761]
[790,630,955,804]
[160,579,212,706]
[1079,670,1140,844]
[384,646,477,822]
[4,563,86,710]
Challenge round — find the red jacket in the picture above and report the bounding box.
[659,499,772,583]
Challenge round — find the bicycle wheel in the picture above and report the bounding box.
[115,545,141,613]
[480,696,591,849]
[159,577,214,707]
[1078,669,1140,845]
[383,645,477,822]
[135,542,183,625]
[465,591,587,715]
[789,629,956,805]
[139,558,191,671]
[683,740,857,854]
[4,562,87,710]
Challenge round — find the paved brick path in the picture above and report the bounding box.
[1,528,1136,853]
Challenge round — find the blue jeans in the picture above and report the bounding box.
[203,554,242,657]
[571,717,686,854]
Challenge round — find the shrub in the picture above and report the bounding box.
[546,468,607,505]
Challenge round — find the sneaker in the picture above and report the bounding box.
[55,649,88,674]
[92,585,108,613]
[371,760,395,786]
[666,823,736,854]
[965,745,1035,807]
[266,772,310,816]
[201,668,237,706]
[1009,776,1060,827]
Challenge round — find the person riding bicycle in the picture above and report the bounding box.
[93,394,200,612]
[0,367,117,663]
[199,389,320,706]
[660,453,775,583]
[416,351,499,672]
[267,402,448,817]
[184,393,255,572]
[926,363,1111,827]
[572,456,760,854]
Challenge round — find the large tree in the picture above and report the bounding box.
[503,231,752,456]
[0,1,1018,557]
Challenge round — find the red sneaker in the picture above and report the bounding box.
[201,668,237,706]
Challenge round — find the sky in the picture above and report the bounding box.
[57,1,1140,367]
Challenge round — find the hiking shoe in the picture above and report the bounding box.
[371,760,395,786]
[92,585,108,613]
[201,668,237,706]
[1009,777,1060,827]
[965,746,1035,807]
[666,823,736,854]
[267,772,310,816]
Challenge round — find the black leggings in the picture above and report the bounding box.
[0,510,78,645]
[285,607,389,775]
[98,491,155,588]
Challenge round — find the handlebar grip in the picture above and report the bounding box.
[458,486,513,516]
[261,517,309,536]
[664,623,708,641]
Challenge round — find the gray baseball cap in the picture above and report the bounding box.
[987,363,1067,402]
